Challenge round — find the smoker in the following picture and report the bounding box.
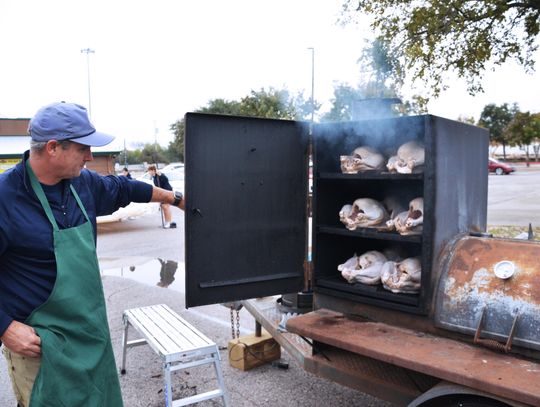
[184,112,487,315]
[184,113,540,406]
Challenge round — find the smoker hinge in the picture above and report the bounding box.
[303,259,313,292]
[473,306,519,353]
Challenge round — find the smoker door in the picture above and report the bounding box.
[184,113,308,307]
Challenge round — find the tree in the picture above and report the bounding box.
[168,120,185,163]
[137,143,169,165]
[321,83,366,122]
[168,98,244,163]
[239,88,297,119]
[320,37,428,122]
[478,103,519,159]
[506,111,540,165]
[457,115,477,125]
[341,0,540,99]
[169,88,317,160]
[358,38,397,96]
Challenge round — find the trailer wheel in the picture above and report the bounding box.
[421,395,511,407]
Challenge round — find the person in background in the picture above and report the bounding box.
[156,258,178,288]
[147,164,176,229]
[0,102,185,407]
[122,167,132,179]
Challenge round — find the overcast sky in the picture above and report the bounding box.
[1,0,539,149]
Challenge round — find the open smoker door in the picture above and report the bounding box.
[184,113,308,307]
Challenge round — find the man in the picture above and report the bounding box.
[121,167,132,179]
[0,102,185,407]
[147,164,175,228]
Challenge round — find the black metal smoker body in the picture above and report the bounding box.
[184,113,540,407]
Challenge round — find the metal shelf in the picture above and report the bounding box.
[316,277,419,307]
[317,225,422,244]
[318,172,424,180]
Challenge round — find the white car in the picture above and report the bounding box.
[97,168,184,223]
[159,162,184,173]
[136,168,184,193]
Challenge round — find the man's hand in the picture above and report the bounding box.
[1,320,41,357]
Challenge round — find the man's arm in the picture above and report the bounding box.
[151,186,185,211]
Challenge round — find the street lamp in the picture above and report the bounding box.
[81,48,95,117]
[307,47,315,134]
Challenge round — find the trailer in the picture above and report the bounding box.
[183,112,540,407]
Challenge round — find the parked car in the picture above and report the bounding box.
[137,168,184,192]
[159,162,184,173]
[488,158,515,175]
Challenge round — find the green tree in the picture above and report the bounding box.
[198,98,242,115]
[320,83,365,122]
[457,115,477,125]
[134,143,168,165]
[239,88,297,119]
[358,38,397,96]
[168,120,185,163]
[169,88,317,159]
[506,111,540,165]
[341,0,540,99]
[478,103,519,159]
[321,38,428,122]
[320,82,426,122]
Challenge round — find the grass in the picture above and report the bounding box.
[487,225,540,241]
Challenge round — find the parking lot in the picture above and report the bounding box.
[487,164,540,227]
[1,166,539,406]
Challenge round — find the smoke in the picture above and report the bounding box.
[313,103,425,172]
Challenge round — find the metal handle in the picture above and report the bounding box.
[474,306,519,353]
[191,208,203,217]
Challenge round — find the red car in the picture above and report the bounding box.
[489,158,515,175]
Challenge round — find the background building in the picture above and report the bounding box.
[0,118,120,174]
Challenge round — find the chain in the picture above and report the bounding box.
[228,304,242,339]
[235,309,240,339]
[230,308,236,339]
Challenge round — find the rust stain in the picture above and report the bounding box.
[445,238,540,304]
[287,310,540,406]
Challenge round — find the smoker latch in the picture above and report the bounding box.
[473,306,519,353]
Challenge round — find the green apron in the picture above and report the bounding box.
[24,161,123,407]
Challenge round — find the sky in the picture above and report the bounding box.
[1,0,540,150]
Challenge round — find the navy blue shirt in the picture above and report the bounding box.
[0,152,153,338]
[152,173,172,191]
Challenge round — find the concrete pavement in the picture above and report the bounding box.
[1,211,391,407]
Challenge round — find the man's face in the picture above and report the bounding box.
[52,140,93,179]
[148,169,156,176]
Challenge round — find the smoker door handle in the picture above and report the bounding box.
[191,207,203,217]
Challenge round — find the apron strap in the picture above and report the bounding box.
[25,159,91,230]
[25,159,60,231]
[70,184,91,222]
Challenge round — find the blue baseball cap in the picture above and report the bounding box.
[28,102,115,147]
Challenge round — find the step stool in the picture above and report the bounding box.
[120,304,229,406]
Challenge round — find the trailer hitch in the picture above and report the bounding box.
[474,306,519,353]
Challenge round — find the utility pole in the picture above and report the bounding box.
[154,121,159,168]
[123,138,127,166]
[307,47,315,135]
[81,48,95,117]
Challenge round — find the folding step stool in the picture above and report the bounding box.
[121,304,229,406]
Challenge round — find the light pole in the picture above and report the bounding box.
[81,48,95,117]
[307,47,315,134]
[154,121,159,167]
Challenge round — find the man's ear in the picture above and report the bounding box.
[45,140,59,155]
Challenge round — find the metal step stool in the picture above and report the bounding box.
[120,304,229,406]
